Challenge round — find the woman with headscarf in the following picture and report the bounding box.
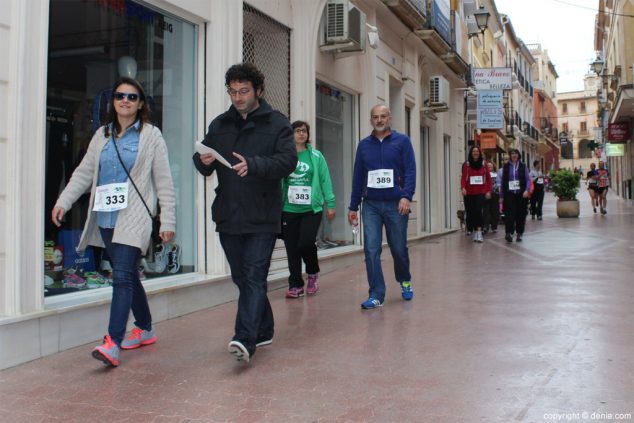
[460,146,492,243]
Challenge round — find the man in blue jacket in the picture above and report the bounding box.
[193,63,297,362]
[348,104,416,309]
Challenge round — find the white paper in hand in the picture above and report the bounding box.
[195,142,232,168]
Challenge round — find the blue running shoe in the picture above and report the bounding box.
[361,298,383,309]
[400,281,414,301]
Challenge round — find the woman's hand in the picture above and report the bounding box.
[485,192,491,200]
[52,207,66,227]
[160,231,175,244]
[326,208,336,222]
[462,188,467,196]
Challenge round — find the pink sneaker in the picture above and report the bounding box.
[285,287,305,298]
[306,274,319,295]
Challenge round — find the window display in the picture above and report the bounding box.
[315,81,356,248]
[44,0,197,296]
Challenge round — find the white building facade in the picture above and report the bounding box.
[0,0,468,369]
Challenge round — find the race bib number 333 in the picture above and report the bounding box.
[367,169,394,189]
[93,182,129,212]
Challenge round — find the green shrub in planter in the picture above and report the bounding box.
[549,169,580,201]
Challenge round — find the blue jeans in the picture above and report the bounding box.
[100,228,150,347]
[219,232,277,354]
[361,199,411,302]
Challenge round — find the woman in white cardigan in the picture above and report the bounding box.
[52,77,176,367]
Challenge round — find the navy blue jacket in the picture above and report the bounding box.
[349,130,416,211]
[193,100,296,234]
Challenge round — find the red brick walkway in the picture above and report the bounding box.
[1,193,633,422]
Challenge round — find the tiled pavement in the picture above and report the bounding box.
[1,193,633,422]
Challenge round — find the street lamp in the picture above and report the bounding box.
[469,6,490,49]
[590,56,618,81]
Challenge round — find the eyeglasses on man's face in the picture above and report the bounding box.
[227,88,252,97]
[294,128,308,134]
[114,92,140,102]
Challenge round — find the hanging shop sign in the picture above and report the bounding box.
[479,132,497,149]
[605,143,625,157]
[472,68,512,90]
[477,90,503,129]
[607,123,630,142]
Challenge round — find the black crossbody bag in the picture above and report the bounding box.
[110,134,161,244]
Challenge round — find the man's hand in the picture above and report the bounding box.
[232,152,248,177]
[485,192,491,200]
[199,153,216,166]
[462,188,467,196]
[398,198,411,215]
[523,191,530,199]
[348,210,358,225]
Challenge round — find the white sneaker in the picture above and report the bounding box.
[167,243,181,274]
[152,244,169,273]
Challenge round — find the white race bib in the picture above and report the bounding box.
[367,169,394,189]
[288,186,312,205]
[508,180,520,191]
[536,178,544,184]
[470,175,484,185]
[93,182,129,212]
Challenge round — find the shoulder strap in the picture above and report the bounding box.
[110,134,154,218]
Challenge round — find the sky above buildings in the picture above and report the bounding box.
[494,0,597,93]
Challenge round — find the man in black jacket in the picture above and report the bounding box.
[193,63,296,363]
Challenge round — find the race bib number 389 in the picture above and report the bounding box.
[367,169,394,189]
[93,182,129,212]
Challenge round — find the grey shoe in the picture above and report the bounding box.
[92,335,120,367]
[121,328,157,350]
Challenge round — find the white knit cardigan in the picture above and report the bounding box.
[55,124,176,254]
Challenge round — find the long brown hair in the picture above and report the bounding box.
[103,77,151,137]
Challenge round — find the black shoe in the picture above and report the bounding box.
[505,234,513,243]
[537,216,542,221]
[601,208,607,215]
[593,207,597,213]
[531,215,535,220]
[255,335,273,347]
[516,234,523,242]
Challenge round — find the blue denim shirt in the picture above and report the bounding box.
[96,121,140,228]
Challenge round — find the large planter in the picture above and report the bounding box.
[556,199,580,218]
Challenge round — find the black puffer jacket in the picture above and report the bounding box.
[193,100,297,234]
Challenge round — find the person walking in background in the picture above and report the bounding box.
[597,160,610,215]
[348,104,416,310]
[529,160,545,221]
[52,77,176,367]
[193,63,296,363]
[586,162,599,213]
[483,161,500,234]
[281,120,336,298]
[460,146,491,243]
[498,149,532,243]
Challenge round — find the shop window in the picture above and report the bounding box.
[316,81,356,248]
[562,103,567,114]
[44,0,198,297]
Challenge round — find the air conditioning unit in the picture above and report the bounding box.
[429,75,450,106]
[321,0,366,54]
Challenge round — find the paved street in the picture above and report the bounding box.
[1,193,633,423]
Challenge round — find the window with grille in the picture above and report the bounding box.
[243,4,291,117]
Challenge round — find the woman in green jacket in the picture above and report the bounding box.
[282,120,336,298]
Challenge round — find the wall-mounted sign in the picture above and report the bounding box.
[472,68,513,90]
[477,90,503,129]
[608,123,630,142]
[605,143,625,157]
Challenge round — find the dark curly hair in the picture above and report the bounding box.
[103,77,151,138]
[291,120,311,144]
[225,63,265,95]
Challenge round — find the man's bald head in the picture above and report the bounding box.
[370,104,392,137]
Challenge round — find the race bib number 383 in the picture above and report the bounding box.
[367,169,394,189]
[288,186,312,205]
[93,182,129,212]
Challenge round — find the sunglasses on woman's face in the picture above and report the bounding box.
[114,92,140,102]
